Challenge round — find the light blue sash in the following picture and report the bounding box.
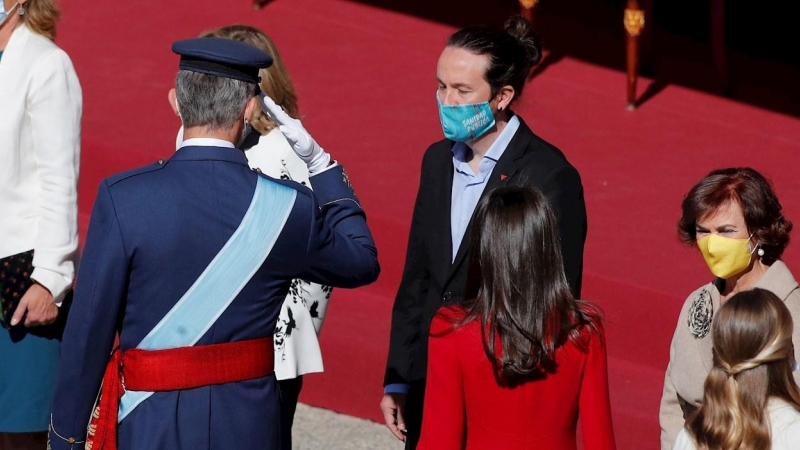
[118,177,297,422]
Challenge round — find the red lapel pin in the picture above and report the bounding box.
[500,174,507,181]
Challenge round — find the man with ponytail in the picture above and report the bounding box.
[381,15,587,448]
[675,288,800,450]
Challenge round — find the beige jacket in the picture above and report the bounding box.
[659,260,800,449]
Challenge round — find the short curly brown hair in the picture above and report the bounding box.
[678,167,792,265]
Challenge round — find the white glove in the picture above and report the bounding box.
[260,93,331,174]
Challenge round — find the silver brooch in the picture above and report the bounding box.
[688,288,713,339]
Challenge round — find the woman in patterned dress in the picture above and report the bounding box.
[660,167,800,449]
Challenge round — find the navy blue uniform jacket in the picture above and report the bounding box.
[49,145,379,449]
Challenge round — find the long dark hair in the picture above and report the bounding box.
[686,288,800,449]
[460,186,600,386]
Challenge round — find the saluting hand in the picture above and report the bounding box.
[11,283,58,327]
[260,93,331,174]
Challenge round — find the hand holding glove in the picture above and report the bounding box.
[260,93,331,174]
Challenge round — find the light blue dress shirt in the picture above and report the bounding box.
[384,115,520,395]
[449,115,519,259]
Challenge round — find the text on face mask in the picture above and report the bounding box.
[462,110,491,132]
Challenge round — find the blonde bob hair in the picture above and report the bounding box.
[199,24,299,135]
[686,288,800,450]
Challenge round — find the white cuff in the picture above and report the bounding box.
[30,267,71,304]
[309,159,339,177]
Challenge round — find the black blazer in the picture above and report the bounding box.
[384,117,587,387]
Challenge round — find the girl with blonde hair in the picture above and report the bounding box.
[675,288,800,449]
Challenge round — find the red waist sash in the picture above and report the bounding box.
[87,337,274,450]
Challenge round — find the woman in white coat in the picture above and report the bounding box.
[0,0,81,448]
[175,25,333,450]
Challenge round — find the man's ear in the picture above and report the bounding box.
[495,85,515,111]
[168,88,180,116]
[244,96,259,123]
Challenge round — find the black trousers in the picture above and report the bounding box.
[277,376,303,450]
[403,380,426,450]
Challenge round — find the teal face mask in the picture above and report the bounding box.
[436,93,496,142]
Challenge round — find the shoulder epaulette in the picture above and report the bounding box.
[106,159,168,186]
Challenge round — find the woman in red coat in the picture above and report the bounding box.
[417,186,616,450]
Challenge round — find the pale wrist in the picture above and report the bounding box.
[30,267,70,303]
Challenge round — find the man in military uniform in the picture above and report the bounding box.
[48,37,379,450]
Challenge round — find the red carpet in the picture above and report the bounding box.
[55,1,800,448]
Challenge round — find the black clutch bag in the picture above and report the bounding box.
[1,249,71,338]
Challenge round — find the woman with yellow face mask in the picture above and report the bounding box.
[659,167,800,449]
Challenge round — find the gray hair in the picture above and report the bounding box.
[175,70,259,130]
